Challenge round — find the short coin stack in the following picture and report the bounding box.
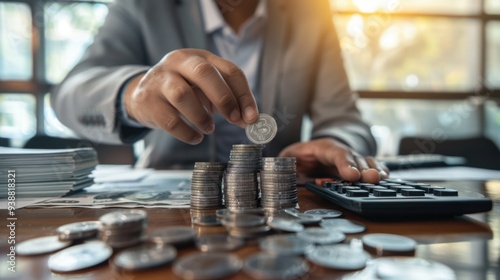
[260,157,298,212]
[223,144,264,211]
[98,210,147,248]
[190,162,226,223]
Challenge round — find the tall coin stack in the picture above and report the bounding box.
[223,144,264,211]
[190,162,226,222]
[260,157,298,212]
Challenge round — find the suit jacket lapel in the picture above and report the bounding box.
[175,0,208,49]
[260,0,288,114]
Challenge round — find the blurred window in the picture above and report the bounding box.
[333,0,481,15]
[486,22,500,88]
[45,2,108,84]
[334,15,480,91]
[0,3,32,80]
[486,0,500,14]
[0,94,36,139]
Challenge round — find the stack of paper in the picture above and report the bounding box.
[0,147,98,198]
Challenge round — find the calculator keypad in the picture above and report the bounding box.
[322,179,457,199]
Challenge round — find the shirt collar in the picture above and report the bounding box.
[199,0,267,34]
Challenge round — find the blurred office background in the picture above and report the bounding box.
[0,0,499,163]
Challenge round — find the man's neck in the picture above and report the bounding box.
[216,0,259,34]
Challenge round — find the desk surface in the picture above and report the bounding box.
[1,180,499,280]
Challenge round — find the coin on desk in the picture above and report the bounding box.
[17,236,71,255]
[306,244,370,270]
[196,234,245,252]
[244,252,309,279]
[99,209,147,229]
[304,209,342,218]
[113,244,177,271]
[259,234,314,255]
[173,252,243,280]
[320,218,366,234]
[267,217,304,232]
[362,233,417,254]
[245,113,278,144]
[374,257,456,279]
[296,227,345,244]
[57,221,101,241]
[48,241,112,272]
[149,226,196,247]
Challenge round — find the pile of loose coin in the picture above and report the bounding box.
[15,207,456,279]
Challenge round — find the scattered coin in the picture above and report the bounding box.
[306,244,370,270]
[296,228,345,244]
[113,244,177,271]
[304,209,342,218]
[196,234,245,252]
[149,226,196,247]
[99,209,147,229]
[173,252,243,280]
[17,236,71,255]
[284,208,300,216]
[259,234,314,255]
[244,252,309,279]
[294,213,322,224]
[267,217,304,232]
[374,257,456,279]
[245,113,278,144]
[215,209,229,220]
[362,233,417,254]
[57,221,101,241]
[48,241,112,272]
[320,219,366,234]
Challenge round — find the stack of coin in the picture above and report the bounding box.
[190,162,226,223]
[224,144,263,211]
[260,157,298,212]
[98,210,147,248]
[221,213,271,239]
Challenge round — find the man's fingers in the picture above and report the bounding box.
[321,148,360,182]
[162,74,214,134]
[365,156,389,179]
[152,102,204,145]
[178,56,242,125]
[206,54,259,124]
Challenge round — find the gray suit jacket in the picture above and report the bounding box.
[52,0,376,168]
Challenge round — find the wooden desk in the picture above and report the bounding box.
[1,180,498,279]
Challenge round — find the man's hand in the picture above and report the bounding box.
[279,138,389,183]
[124,49,259,144]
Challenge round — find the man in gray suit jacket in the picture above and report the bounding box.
[53,0,388,183]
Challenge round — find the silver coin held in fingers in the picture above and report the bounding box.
[245,113,278,144]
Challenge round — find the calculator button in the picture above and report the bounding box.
[346,190,370,197]
[389,186,414,193]
[404,182,431,188]
[416,185,445,194]
[378,182,402,187]
[384,179,410,184]
[361,185,386,193]
[373,189,397,197]
[433,189,458,196]
[401,189,426,197]
[338,186,360,194]
[353,182,374,187]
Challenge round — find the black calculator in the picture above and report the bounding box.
[305,178,492,218]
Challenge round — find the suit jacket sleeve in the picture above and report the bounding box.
[309,1,377,156]
[51,0,150,145]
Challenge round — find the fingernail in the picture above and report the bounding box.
[190,134,203,145]
[230,110,240,122]
[244,106,258,122]
[205,123,215,134]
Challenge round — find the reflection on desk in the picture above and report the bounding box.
[0,180,498,280]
